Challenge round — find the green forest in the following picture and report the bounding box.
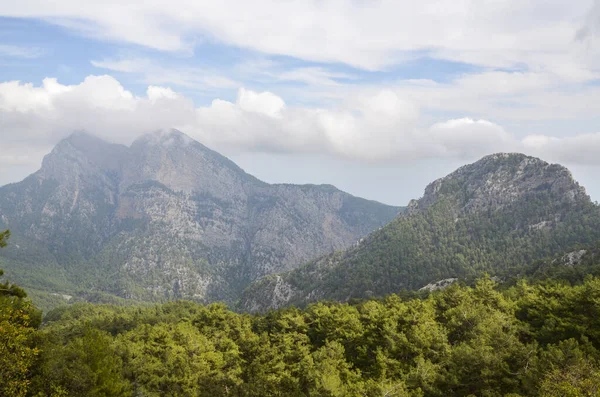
[3,230,600,396]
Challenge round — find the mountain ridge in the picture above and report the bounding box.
[239,152,600,312]
[0,130,401,309]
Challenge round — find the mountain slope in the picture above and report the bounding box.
[0,130,400,307]
[240,153,600,312]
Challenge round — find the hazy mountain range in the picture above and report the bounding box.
[0,130,400,309]
[2,130,600,313]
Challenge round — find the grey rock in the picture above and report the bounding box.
[407,153,587,217]
[558,250,588,267]
[419,278,458,292]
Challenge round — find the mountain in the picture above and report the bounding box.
[240,153,600,312]
[0,130,400,308]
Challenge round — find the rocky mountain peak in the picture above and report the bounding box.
[132,129,194,148]
[39,132,127,181]
[0,130,400,306]
[239,153,600,312]
[407,153,588,215]
[122,129,255,197]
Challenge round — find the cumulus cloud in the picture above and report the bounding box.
[236,88,285,118]
[190,88,424,160]
[0,76,195,148]
[426,118,517,159]
[523,133,600,165]
[2,74,600,185]
[0,75,417,172]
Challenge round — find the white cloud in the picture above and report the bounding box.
[146,86,178,102]
[391,69,600,122]
[577,0,600,41]
[91,58,239,89]
[91,58,150,73]
[2,0,599,76]
[0,76,196,150]
[452,72,556,96]
[2,2,600,201]
[0,44,45,59]
[2,74,600,187]
[7,2,596,139]
[277,67,355,86]
[523,132,600,165]
[426,118,517,159]
[236,88,285,118]
[317,90,421,160]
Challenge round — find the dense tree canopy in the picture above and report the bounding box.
[0,276,596,396]
[0,230,41,397]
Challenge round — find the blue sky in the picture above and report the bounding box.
[1,18,108,85]
[1,16,485,105]
[0,1,599,205]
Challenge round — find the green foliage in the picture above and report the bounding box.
[0,229,9,247]
[31,327,131,397]
[538,355,600,397]
[1,268,28,299]
[9,275,600,396]
[4,222,600,396]
[0,296,40,397]
[0,229,41,397]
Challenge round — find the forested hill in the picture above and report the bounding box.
[4,214,600,396]
[240,153,600,312]
[4,265,600,396]
[0,130,399,310]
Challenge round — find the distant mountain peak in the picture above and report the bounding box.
[407,152,587,215]
[479,152,534,161]
[239,153,600,312]
[54,130,110,150]
[40,131,127,179]
[0,129,400,307]
[123,129,255,195]
[134,129,194,148]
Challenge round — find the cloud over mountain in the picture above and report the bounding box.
[2,74,600,182]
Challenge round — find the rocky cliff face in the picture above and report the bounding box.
[240,153,600,312]
[407,153,587,216]
[0,130,400,305]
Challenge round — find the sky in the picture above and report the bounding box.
[0,0,599,206]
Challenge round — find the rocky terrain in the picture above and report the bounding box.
[240,153,600,312]
[0,130,400,307]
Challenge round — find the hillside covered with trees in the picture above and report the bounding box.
[3,229,600,396]
[240,154,600,312]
